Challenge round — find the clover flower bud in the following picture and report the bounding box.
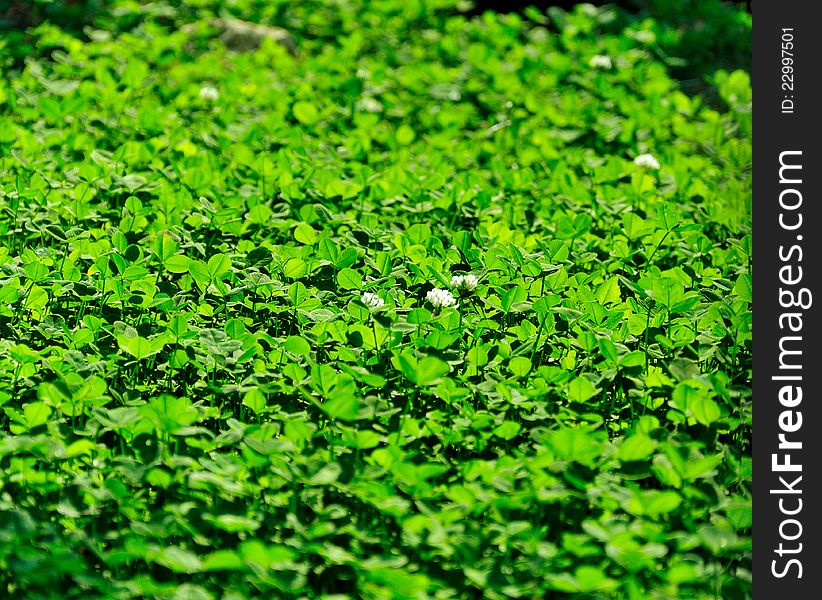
[451,273,478,292]
[199,85,220,101]
[426,288,457,309]
[633,153,661,170]
[361,291,385,309]
[589,55,612,69]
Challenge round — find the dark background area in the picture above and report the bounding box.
[0,0,754,29]
[468,0,751,15]
[469,0,752,87]
[1,0,752,101]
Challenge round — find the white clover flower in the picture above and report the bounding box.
[426,288,457,309]
[361,291,385,309]
[199,85,220,101]
[589,55,612,69]
[634,153,661,170]
[356,97,384,113]
[451,273,478,292]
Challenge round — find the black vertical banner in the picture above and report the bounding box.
[754,1,822,596]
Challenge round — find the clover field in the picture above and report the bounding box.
[0,1,752,598]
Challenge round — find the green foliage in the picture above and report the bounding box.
[0,1,751,598]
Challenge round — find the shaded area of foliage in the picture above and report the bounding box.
[2,0,752,97]
[0,1,750,598]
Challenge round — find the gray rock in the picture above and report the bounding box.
[182,17,297,56]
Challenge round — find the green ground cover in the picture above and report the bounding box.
[0,1,751,598]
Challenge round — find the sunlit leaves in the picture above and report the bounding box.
[395,351,450,387]
[6,402,52,433]
[336,268,362,290]
[0,2,751,598]
[293,101,319,125]
[567,376,600,403]
[207,254,231,280]
[117,334,166,360]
